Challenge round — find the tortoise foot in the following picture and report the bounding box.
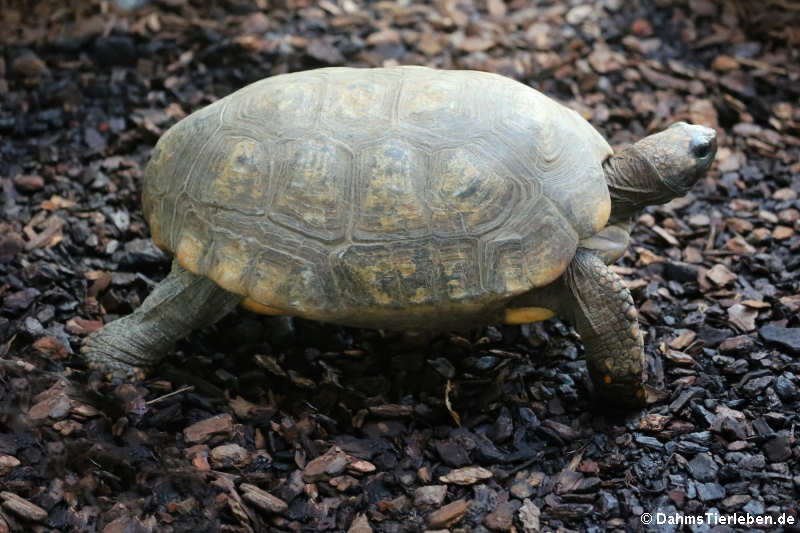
[82,325,152,380]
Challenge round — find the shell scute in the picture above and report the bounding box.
[429,146,517,237]
[354,139,429,240]
[246,248,324,316]
[320,71,398,144]
[232,72,324,138]
[201,136,268,214]
[331,243,431,307]
[437,239,482,301]
[269,136,351,241]
[397,70,474,137]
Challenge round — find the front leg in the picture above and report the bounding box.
[506,248,646,406]
[82,260,242,378]
[563,248,645,405]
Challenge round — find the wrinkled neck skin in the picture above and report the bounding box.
[602,145,679,224]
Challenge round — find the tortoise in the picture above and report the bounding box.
[82,66,717,405]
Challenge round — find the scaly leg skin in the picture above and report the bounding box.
[82,260,242,378]
[509,248,646,406]
[563,249,645,406]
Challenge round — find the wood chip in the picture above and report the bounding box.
[668,331,696,350]
[347,513,373,533]
[725,235,756,255]
[778,208,799,224]
[742,300,770,309]
[751,227,772,242]
[518,499,541,533]
[683,246,703,263]
[368,404,414,418]
[439,466,493,485]
[65,317,103,335]
[779,295,800,312]
[707,264,737,286]
[210,444,250,467]
[427,499,470,529]
[1,492,47,522]
[365,29,400,46]
[664,349,695,365]
[727,303,758,332]
[759,210,779,224]
[635,247,665,266]
[28,383,71,421]
[303,446,347,482]
[652,225,680,246]
[773,187,797,201]
[347,458,376,475]
[183,414,234,444]
[725,218,754,234]
[240,483,287,514]
[588,42,625,73]
[0,456,20,475]
[33,336,68,359]
[712,55,739,71]
[458,35,495,53]
[773,226,794,240]
[639,413,671,431]
[24,215,64,250]
[688,213,710,227]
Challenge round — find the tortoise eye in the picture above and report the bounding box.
[689,129,716,160]
[692,141,711,159]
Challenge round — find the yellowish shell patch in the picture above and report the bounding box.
[525,252,571,289]
[504,307,555,324]
[176,233,205,273]
[206,242,250,295]
[593,196,612,236]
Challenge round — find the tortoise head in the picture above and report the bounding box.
[604,122,717,222]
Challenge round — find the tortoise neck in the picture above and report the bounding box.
[602,144,674,224]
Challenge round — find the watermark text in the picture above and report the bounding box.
[640,511,795,527]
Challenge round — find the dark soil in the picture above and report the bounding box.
[1,0,799,532]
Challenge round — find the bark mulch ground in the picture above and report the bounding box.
[1,0,799,531]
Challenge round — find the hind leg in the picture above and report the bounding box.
[82,260,242,378]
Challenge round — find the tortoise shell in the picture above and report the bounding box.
[142,66,612,329]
